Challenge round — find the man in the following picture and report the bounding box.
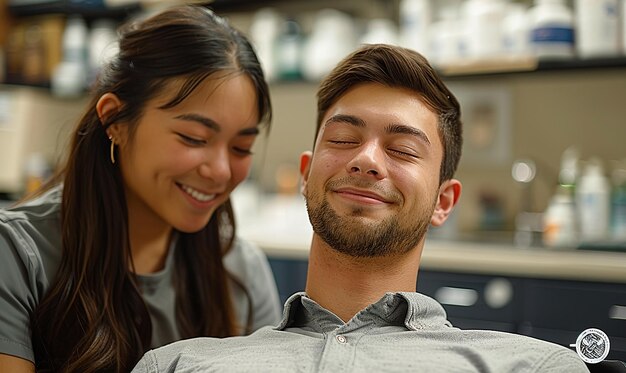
[132,44,588,372]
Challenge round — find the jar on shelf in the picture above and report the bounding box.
[528,0,575,59]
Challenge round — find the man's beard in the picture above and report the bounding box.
[305,180,435,258]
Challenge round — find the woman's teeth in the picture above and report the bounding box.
[181,185,216,202]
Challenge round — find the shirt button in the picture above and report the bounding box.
[336,335,347,344]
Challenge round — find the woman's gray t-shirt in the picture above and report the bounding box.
[0,186,281,362]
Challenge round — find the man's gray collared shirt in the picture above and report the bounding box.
[134,292,588,372]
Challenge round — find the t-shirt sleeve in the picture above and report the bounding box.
[0,226,37,362]
[225,239,282,332]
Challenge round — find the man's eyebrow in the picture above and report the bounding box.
[174,113,220,132]
[325,114,431,146]
[324,114,366,128]
[386,123,431,146]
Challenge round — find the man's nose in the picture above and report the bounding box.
[346,141,387,179]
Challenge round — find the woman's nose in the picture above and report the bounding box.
[198,146,232,182]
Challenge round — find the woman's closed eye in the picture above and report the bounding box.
[232,146,253,156]
[177,133,206,146]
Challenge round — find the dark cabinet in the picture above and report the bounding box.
[416,271,523,333]
[520,279,626,361]
[418,270,626,361]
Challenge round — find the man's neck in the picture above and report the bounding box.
[305,235,424,322]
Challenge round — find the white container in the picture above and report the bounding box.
[52,16,88,97]
[429,6,463,66]
[62,16,88,65]
[462,0,507,60]
[399,0,432,56]
[575,0,620,58]
[301,9,357,81]
[543,185,578,248]
[528,0,575,59]
[576,158,611,242]
[360,18,399,46]
[622,0,626,54]
[88,19,118,81]
[249,8,282,82]
[502,3,531,57]
[610,162,626,241]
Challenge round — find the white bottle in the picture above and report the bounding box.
[399,0,432,56]
[463,0,507,60]
[575,0,620,58]
[88,19,118,83]
[502,3,530,58]
[429,6,462,66]
[622,0,626,55]
[52,16,88,97]
[528,0,575,59]
[249,8,282,82]
[576,158,611,242]
[543,185,578,248]
[360,18,399,45]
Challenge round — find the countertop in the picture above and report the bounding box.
[241,228,626,284]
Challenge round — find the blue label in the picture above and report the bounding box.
[532,26,574,44]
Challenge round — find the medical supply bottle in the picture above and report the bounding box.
[576,158,611,242]
[543,184,578,248]
[575,0,620,58]
[543,147,579,248]
[528,0,574,59]
[610,163,626,241]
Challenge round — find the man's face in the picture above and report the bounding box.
[301,83,453,258]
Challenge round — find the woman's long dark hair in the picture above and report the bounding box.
[30,5,272,372]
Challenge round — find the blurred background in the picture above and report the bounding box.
[1,0,626,360]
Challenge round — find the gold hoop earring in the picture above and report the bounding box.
[109,136,116,164]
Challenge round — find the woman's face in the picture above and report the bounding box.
[116,74,260,234]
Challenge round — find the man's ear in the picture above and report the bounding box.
[299,151,312,196]
[96,93,125,142]
[431,179,462,227]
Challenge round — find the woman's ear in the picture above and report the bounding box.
[431,179,462,227]
[96,93,122,125]
[299,151,312,196]
[96,93,126,143]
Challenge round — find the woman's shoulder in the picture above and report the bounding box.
[0,185,63,225]
[0,185,63,278]
[224,238,268,272]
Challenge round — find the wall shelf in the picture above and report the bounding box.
[7,0,141,19]
[437,56,626,80]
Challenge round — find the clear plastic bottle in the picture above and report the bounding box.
[610,161,626,241]
[528,0,575,59]
[543,184,578,248]
[576,158,611,242]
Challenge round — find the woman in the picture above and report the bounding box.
[0,5,280,372]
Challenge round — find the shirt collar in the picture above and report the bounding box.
[275,291,451,332]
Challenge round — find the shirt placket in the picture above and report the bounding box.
[316,327,359,372]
